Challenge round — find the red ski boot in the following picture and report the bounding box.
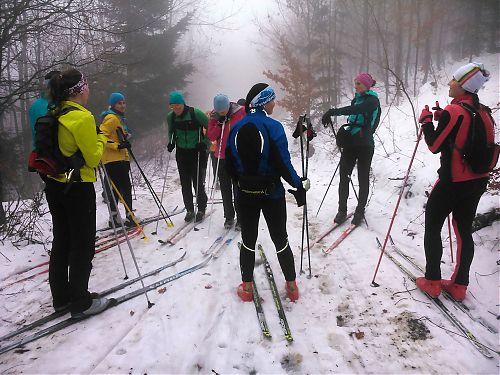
[286,280,299,302]
[237,282,253,302]
[416,277,441,298]
[441,279,467,301]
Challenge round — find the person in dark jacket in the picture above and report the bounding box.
[416,63,492,301]
[322,72,380,226]
[166,91,210,222]
[226,83,310,302]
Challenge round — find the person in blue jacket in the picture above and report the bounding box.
[29,70,61,149]
[322,72,381,226]
[226,83,310,303]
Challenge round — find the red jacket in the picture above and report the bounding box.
[422,95,493,182]
[208,103,246,159]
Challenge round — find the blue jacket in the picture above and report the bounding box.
[29,97,49,150]
[226,108,301,199]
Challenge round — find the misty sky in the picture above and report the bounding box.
[185,0,278,111]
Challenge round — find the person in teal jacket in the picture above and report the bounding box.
[166,91,210,222]
[29,70,60,150]
[322,72,381,226]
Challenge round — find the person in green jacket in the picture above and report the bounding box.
[166,91,210,222]
[29,70,60,150]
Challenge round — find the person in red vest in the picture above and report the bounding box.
[416,62,493,301]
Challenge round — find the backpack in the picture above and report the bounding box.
[28,107,80,176]
[457,102,499,174]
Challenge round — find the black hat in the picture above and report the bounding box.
[245,83,269,113]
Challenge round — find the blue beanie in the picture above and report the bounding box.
[213,94,230,112]
[109,92,125,106]
[169,91,185,105]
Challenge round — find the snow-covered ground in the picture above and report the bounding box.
[0,54,499,374]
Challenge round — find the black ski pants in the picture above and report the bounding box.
[338,145,374,213]
[238,194,296,282]
[211,157,239,221]
[103,160,132,217]
[45,179,96,314]
[176,148,208,213]
[424,178,488,285]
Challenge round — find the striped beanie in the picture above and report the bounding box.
[452,63,490,94]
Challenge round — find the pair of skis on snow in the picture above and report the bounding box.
[0,228,238,356]
[311,212,358,255]
[245,244,293,342]
[158,211,213,246]
[375,236,497,359]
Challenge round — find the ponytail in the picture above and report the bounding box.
[48,68,83,109]
[471,93,480,110]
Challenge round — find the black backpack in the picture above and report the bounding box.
[28,107,83,177]
[457,103,499,174]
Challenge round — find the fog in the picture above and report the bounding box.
[184,0,278,110]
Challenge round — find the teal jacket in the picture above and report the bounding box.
[335,90,381,147]
[29,97,49,150]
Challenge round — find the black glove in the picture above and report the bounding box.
[117,140,131,150]
[167,142,175,152]
[321,109,338,126]
[288,186,306,207]
[195,142,207,153]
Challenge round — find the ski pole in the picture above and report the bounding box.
[316,160,339,217]
[130,168,136,200]
[117,127,173,228]
[193,127,202,229]
[108,176,147,241]
[153,135,173,235]
[294,115,307,275]
[371,127,424,286]
[207,119,226,235]
[100,163,154,308]
[447,215,454,263]
[98,164,129,280]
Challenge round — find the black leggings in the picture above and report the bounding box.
[104,160,132,215]
[238,195,296,282]
[176,148,208,212]
[211,157,239,220]
[424,178,487,285]
[45,179,96,314]
[338,145,374,212]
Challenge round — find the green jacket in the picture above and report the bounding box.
[166,106,209,149]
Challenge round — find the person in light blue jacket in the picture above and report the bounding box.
[29,70,60,150]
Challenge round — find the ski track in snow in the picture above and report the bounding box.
[1,54,499,373]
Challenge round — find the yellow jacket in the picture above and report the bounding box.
[49,101,107,183]
[100,112,129,164]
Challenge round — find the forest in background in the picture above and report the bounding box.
[0,0,498,207]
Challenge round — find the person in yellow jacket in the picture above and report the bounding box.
[45,68,112,318]
[99,92,134,227]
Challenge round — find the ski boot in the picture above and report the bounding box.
[286,280,299,302]
[237,282,253,302]
[441,279,467,301]
[416,277,441,298]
